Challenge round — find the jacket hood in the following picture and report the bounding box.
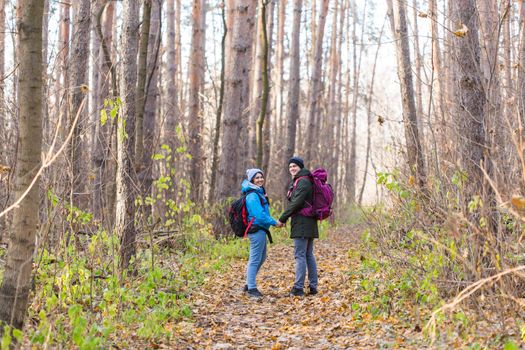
[241,179,264,194]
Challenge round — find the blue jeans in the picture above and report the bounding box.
[293,238,318,290]
[246,230,267,290]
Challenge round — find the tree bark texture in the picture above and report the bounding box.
[188,0,206,202]
[347,1,365,203]
[305,0,329,166]
[429,0,446,160]
[141,0,161,213]
[450,0,489,207]
[217,0,255,199]
[209,3,227,203]
[262,0,275,176]
[323,0,339,178]
[0,0,44,330]
[135,0,152,173]
[281,0,303,198]
[0,0,6,228]
[165,0,180,148]
[518,1,525,129]
[358,16,385,205]
[255,0,270,169]
[56,1,70,140]
[273,0,287,148]
[68,0,91,210]
[93,2,115,225]
[387,0,427,188]
[116,0,139,271]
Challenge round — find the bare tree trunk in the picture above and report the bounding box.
[188,0,206,202]
[273,0,286,149]
[89,1,100,159]
[429,0,446,160]
[334,0,347,199]
[175,0,182,108]
[57,1,70,139]
[209,3,227,203]
[165,0,180,147]
[412,0,424,127]
[93,2,115,225]
[281,0,302,198]
[162,0,180,211]
[248,9,263,167]
[141,0,161,216]
[358,17,384,205]
[256,0,270,169]
[387,0,426,188]
[88,1,100,217]
[310,0,317,69]
[347,1,366,203]
[341,0,351,201]
[135,0,152,173]
[0,0,44,330]
[41,0,49,153]
[250,0,264,167]
[518,1,525,130]
[117,0,139,271]
[450,0,490,210]
[323,0,339,174]
[503,0,512,117]
[216,0,255,199]
[502,1,514,180]
[478,0,502,186]
[304,0,328,165]
[69,0,91,210]
[262,0,275,176]
[0,0,6,230]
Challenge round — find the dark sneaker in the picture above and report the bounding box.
[247,288,263,298]
[243,284,248,292]
[308,287,318,295]
[289,287,305,297]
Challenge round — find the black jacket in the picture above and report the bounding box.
[279,168,319,239]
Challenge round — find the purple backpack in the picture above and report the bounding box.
[287,168,334,220]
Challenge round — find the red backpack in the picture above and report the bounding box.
[287,168,334,220]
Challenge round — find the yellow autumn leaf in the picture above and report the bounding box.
[418,11,428,18]
[454,24,468,37]
[511,196,525,210]
[0,164,10,174]
[271,342,283,350]
[408,175,415,187]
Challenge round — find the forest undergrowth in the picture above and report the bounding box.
[1,192,522,349]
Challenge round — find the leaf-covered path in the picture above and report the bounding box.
[171,227,426,349]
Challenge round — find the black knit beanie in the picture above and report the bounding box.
[288,156,304,169]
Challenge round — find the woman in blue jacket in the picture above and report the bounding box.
[242,168,282,297]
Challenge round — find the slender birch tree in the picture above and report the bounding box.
[116,0,140,270]
[0,0,44,330]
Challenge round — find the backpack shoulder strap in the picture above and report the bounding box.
[245,189,266,206]
[293,175,312,188]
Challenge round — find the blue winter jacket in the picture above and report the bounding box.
[241,179,277,231]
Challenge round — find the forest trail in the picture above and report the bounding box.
[170,226,425,349]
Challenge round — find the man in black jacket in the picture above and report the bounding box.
[278,157,319,296]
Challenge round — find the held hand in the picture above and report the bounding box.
[276,220,285,228]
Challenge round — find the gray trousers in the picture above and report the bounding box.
[293,238,318,290]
